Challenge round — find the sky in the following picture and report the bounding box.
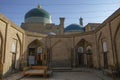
[0,0,120,27]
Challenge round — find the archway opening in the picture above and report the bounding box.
[11,39,20,70]
[77,46,84,66]
[75,39,93,67]
[86,46,93,67]
[28,39,45,66]
[102,40,108,69]
[75,39,85,67]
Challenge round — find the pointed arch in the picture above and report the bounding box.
[76,39,85,48]
[16,34,22,56]
[75,38,93,67]
[97,32,109,69]
[97,32,102,51]
[114,22,120,69]
[114,22,120,40]
[97,32,103,68]
[27,39,46,66]
[101,39,108,68]
[97,32,102,42]
[86,46,92,53]
[0,31,3,78]
[75,38,92,51]
[28,39,45,48]
[16,33,22,69]
[97,32,102,54]
[0,31,3,63]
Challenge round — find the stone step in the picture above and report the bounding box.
[52,67,72,72]
[52,68,91,72]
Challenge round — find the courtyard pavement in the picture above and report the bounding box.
[20,72,102,80]
[3,68,120,80]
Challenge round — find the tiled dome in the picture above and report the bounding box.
[25,8,50,19]
[24,4,52,23]
[65,24,84,32]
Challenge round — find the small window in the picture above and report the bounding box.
[102,41,108,52]
[37,47,42,53]
[78,47,83,53]
[90,26,95,30]
[11,39,17,53]
[86,46,92,53]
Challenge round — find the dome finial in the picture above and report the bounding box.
[37,3,41,9]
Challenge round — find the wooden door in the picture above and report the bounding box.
[12,53,16,69]
[104,52,108,68]
[87,54,93,67]
[78,54,84,66]
[28,48,35,65]
[36,54,42,65]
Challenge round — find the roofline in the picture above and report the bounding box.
[84,23,101,27]
[95,8,120,32]
[66,23,84,27]
[26,31,47,37]
[0,13,25,33]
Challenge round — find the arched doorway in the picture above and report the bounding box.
[102,40,108,68]
[77,46,84,66]
[15,34,21,70]
[28,39,46,66]
[86,46,93,67]
[75,39,92,67]
[11,37,21,70]
[11,41,17,69]
[75,39,85,67]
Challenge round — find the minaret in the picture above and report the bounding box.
[79,17,83,26]
[59,17,65,34]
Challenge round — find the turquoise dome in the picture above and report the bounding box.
[24,5,52,23]
[25,8,50,19]
[65,24,84,32]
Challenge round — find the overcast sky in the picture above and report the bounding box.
[0,0,120,27]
